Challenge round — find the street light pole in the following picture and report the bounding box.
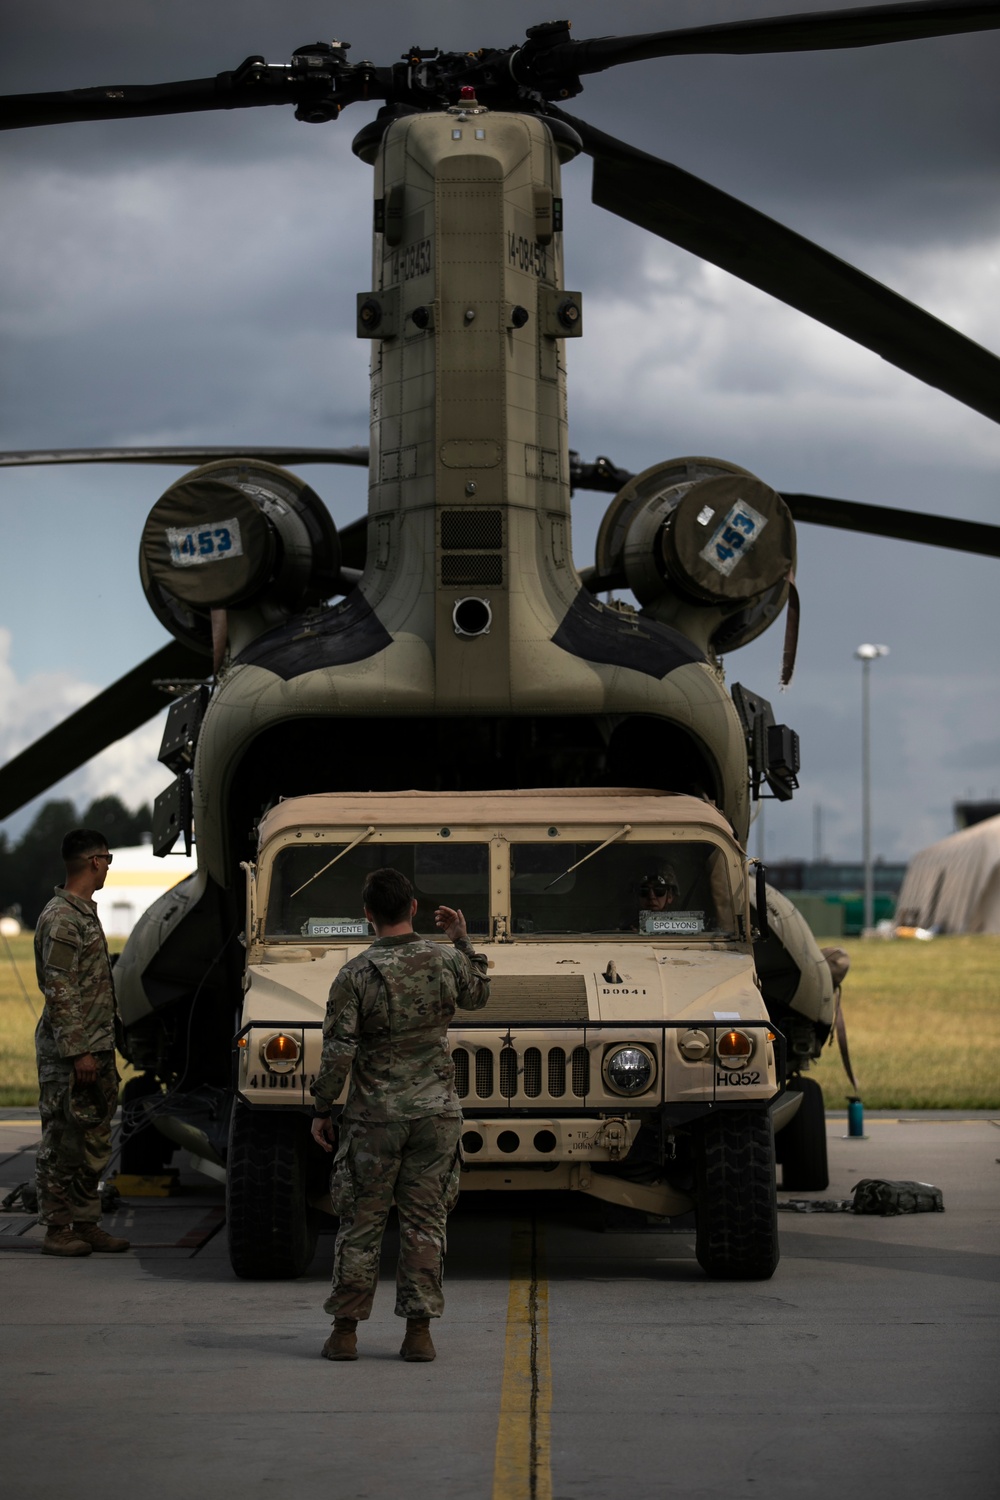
[855,643,890,933]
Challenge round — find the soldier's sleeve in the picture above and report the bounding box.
[37,914,90,1058]
[451,936,491,1011]
[310,964,362,1113]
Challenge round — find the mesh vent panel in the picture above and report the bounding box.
[441,554,503,586]
[548,1048,566,1098]
[441,510,503,549]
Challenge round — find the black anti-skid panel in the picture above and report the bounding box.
[233,591,393,681]
[552,592,704,679]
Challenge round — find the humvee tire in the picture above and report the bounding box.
[777,1075,829,1192]
[694,1109,779,1279]
[227,1101,318,1279]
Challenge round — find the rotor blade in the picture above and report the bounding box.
[0,446,370,469]
[558,111,1000,427]
[783,494,1000,555]
[544,2,1000,76]
[0,642,207,822]
[0,70,293,132]
[569,457,999,556]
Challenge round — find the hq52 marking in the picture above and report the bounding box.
[716,1069,762,1087]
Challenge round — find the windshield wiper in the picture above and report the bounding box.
[288,825,376,900]
[543,824,632,890]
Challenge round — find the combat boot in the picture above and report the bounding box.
[40,1225,92,1257]
[322,1318,359,1361]
[400,1317,436,1362]
[72,1223,130,1252]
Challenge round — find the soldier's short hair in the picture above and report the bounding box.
[61,828,109,870]
[362,867,414,924]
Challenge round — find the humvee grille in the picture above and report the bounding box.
[441,509,503,549]
[499,1046,518,1098]
[475,1046,494,1098]
[453,1048,469,1097]
[452,1038,592,1104]
[571,1045,590,1096]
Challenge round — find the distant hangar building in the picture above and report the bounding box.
[94,842,198,937]
[895,816,1000,935]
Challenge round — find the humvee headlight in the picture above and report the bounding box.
[259,1032,301,1074]
[716,1029,755,1069]
[678,1028,711,1061]
[604,1045,655,1096]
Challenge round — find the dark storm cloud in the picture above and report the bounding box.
[945,739,1000,774]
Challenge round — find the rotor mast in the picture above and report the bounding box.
[353,97,585,708]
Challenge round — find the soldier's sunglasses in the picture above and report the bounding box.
[90,852,113,865]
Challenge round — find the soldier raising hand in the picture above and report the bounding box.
[310,868,489,1362]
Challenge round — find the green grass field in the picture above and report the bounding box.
[807,933,1000,1109]
[0,932,128,1106]
[2,931,997,1110]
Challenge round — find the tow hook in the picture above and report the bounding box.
[596,1118,628,1160]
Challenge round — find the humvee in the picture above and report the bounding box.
[230,787,789,1281]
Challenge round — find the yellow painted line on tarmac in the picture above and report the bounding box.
[493,1218,552,1500]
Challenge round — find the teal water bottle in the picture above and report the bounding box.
[847,1096,864,1137]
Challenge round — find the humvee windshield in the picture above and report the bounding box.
[264,842,490,938]
[510,840,736,937]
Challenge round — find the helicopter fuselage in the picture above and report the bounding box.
[179,104,755,889]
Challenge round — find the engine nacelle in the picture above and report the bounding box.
[595,457,796,655]
[139,459,342,656]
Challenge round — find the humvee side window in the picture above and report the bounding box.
[510,841,736,937]
[264,842,490,938]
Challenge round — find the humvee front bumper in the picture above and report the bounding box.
[234,1018,785,1112]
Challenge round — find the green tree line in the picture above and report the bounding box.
[0,796,152,928]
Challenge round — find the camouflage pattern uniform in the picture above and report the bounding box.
[312,933,489,1321]
[34,888,120,1226]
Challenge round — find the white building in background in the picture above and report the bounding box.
[95,842,199,937]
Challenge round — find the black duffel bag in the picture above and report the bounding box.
[851,1178,944,1215]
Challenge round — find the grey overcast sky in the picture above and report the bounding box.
[1,0,998,862]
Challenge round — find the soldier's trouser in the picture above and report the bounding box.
[325,1114,462,1321]
[35,1052,118,1226]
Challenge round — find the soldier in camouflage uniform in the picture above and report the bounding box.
[311,867,489,1362]
[33,828,129,1257]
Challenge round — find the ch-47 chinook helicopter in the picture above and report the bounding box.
[2,4,1000,1280]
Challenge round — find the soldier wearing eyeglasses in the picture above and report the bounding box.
[33,828,129,1257]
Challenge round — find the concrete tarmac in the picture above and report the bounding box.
[1,1109,997,1500]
